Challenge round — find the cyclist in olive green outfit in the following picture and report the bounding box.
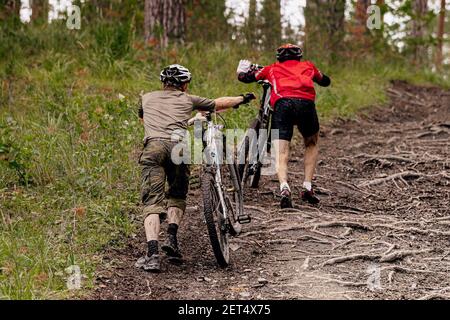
[136,64,255,272]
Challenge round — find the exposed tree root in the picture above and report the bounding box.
[358,171,425,187]
[325,279,367,288]
[322,253,380,266]
[379,249,434,263]
[418,293,450,300]
[312,221,373,231]
[373,224,450,237]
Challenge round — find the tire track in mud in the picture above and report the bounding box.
[91,81,450,300]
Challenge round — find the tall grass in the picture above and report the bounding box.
[0,20,448,299]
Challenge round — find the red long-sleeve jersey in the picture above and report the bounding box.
[238,60,330,107]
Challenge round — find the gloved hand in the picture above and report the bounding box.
[236,59,252,76]
[234,93,256,109]
[241,93,256,104]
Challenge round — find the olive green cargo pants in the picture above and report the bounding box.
[139,139,190,219]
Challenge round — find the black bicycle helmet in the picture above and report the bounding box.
[276,44,303,62]
[160,64,192,86]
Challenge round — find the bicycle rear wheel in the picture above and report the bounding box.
[201,169,229,267]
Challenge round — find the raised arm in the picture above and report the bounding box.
[236,60,265,84]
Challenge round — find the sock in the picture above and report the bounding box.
[147,240,158,257]
[168,223,178,236]
[303,181,312,191]
[280,182,291,192]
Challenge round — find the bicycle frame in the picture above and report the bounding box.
[259,80,273,123]
[257,80,273,156]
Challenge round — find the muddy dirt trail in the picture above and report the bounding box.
[91,81,450,300]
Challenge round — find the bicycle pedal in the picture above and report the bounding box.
[237,215,251,224]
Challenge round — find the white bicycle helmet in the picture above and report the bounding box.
[160,64,192,86]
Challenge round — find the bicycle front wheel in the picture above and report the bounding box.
[201,169,230,267]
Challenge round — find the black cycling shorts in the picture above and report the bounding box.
[271,98,320,141]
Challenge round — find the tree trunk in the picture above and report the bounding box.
[144,0,185,47]
[355,0,370,29]
[412,0,428,65]
[260,0,281,50]
[305,0,346,61]
[435,0,446,69]
[186,0,229,42]
[144,0,161,44]
[353,0,371,44]
[162,0,185,46]
[376,0,385,21]
[246,0,258,47]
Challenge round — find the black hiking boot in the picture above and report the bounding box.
[280,187,293,209]
[162,234,183,264]
[301,188,320,205]
[135,254,161,273]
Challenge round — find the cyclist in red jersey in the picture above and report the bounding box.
[237,44,331,208]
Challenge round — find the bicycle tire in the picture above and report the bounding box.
[201,169,230,267]
[227,163,243,235]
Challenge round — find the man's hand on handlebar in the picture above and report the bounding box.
[234,93,256,109]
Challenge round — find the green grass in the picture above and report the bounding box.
[0,21,449,299]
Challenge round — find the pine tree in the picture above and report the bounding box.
[245,0,258,47]
[412,0,428,64]
[435,0,446,69]
[304,0,346,61]
[260,0,282,50]
[355,0,370,33]
[186,0,229,42]
[144,0,185,47]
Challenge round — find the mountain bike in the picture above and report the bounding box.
[191,111,251,268]
[238,80,273,188]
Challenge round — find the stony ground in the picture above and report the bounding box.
[90,81,450,300]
